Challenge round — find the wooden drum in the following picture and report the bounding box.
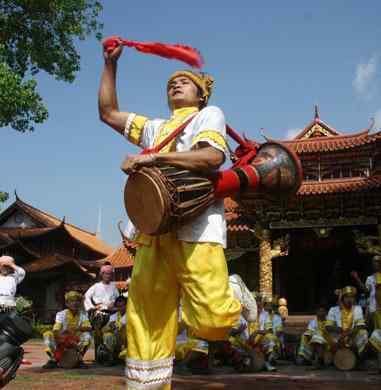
[333,348,356,371]
[125,166,215,235]
[59,348,81,369]
[249,349,265,372]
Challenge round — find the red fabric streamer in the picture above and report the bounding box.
[103,36,204,68]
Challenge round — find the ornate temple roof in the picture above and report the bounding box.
[265,106,381,154]
[298,175,381,195]
[0,196,113,256]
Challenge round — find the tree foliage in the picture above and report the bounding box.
[0,0,103,132]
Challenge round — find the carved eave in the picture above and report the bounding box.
[0,196,113,256]
[23,253,95,278]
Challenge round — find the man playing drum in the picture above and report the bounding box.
[250,296,283,372]
[296,303,331,368]
[102,295,128,364]
[43,291,92,369]
[98,44,241,389]
[325,286,368,368]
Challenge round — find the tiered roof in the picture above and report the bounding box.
[0,196,112,255]
[266,106,381,154]
[225,108,381,230]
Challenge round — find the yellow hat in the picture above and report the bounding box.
[65,291,82,303]
[341,286,357,298]
[167,70,214,105]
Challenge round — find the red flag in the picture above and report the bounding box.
[103,36,204,68]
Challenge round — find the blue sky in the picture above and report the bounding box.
[2,1,381,247]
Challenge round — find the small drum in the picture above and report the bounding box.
[59,348,81,369]
[125,166,215,235]
[89,310,110,331]
[333,348,356,371]
[249,349,265,372]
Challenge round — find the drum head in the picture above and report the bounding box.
[249,350,265,372]
[334,348,356,371]
[124,169,168,235]
[60,349,80,369]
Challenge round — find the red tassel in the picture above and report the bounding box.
[103,36,204,68]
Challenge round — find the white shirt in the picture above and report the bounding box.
[259,311,283,334]
[366,274,379,313]
[124,106,227,247]
[53,309,90,333]
[228,274,257,322]
[0,266,26,307]
[84,282,119,311]
[327,305,365,329]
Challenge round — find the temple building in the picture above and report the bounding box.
[0,195,113,321]
[226,108,381,313]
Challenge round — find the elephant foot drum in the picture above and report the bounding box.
[333,348,356,371]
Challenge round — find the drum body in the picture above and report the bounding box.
[333,348,356,371]
[249,349,265,372]
[59,348,80,369]
[125,166,214,235]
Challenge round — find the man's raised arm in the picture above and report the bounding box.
[98,45,129,135]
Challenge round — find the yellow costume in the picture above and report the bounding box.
[124,71,241,389]
[103,311,127,359]
[326,287,368,355]
[43,291,92,367]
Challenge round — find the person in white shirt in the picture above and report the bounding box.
[254,296,283,372]
[325,286,368,359]
[99,42,241,389]
[84,264,119,313]
[0,255,26,311]
[84,264,119,363]
[351,257,381,319]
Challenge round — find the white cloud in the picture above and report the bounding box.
[353,55,378,97]
[374,110,381,130]
[285,128,302,140]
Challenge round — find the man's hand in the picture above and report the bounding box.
[121,154,157,175]
[103,41,123,63]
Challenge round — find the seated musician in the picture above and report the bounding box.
[43,291,92,369]
[296,303,331,368]
[251,296,283,372]
[325,286,368,363]
[102,295,128,364]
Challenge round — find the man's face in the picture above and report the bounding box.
[67,299,81,312]
[264,302,273,313]
[316,307,327,321]
[167,76,201,110]
[343,295,355,308]
[101,271,113,283]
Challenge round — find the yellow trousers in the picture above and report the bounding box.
[126,233,241,390]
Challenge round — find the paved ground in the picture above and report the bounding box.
[6,341,381,389]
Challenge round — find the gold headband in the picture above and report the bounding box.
[341,286,357,297]
[167,70,214,105]
[65,291,82,303]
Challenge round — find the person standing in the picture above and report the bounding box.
[0,255,26,313]
[98,43,241,389]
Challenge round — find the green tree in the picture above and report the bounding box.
[0,0,103,132]
[0,191,9,210]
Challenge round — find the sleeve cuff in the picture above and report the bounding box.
[191,130,227,153]
[124,113,148,146]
